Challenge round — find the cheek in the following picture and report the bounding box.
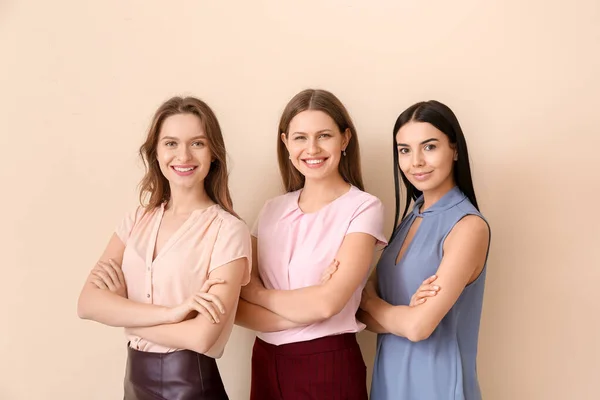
[397,156,411,173]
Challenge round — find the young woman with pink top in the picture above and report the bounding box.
[77,96,251,400]
[235,89,386,399]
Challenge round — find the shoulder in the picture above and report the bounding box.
[120,204,157,227]
[446,214,490,251]
[214,207,251,237]
[259,190,300,217]
[344,187,384,214]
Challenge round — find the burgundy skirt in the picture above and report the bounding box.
[250,333,368,400]
[124,346,228,400]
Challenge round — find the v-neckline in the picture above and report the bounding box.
[146,204,202,265]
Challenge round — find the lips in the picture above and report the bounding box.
[412,171,433,181]
[301,158,328,169]
[171,165,197,176]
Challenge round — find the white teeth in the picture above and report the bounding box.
[305,159,324,165]
[174,167,194,172]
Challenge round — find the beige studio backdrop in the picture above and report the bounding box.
[1,1,599,399]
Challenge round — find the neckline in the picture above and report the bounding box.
[295,184,355,215]
[147,203,218,264]
[412,186,466,218]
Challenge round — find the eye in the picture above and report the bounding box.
[191,141,205,148]
[398,147,410,155]
[293,136,307,141]
[318,133,331,139]
[424,144,437,151]
[165,141,177,147]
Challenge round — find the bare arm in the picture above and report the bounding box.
[236,237,306,332]
[76,233,174,327]
[356,309,389,334]
[361,216,490,342]
[128,258,247,354]
[247,232,377,324]
[235,299,305,332]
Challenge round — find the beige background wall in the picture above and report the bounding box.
[1,0,598,399]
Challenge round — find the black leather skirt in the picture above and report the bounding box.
[124,346,228,400]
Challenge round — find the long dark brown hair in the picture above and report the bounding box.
[138,96,237,217]
[277,89,364,192]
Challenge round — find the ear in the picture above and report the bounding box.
[341,128,352,150]
[281,132,289,150]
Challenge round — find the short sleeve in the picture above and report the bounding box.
[347,197,388,247]
[115,207,144,244]
[209,217,252,285]
[250,200,270,238]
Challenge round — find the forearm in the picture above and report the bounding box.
[235,298,305,332]
[362,296,415,339]
[256,286,336,324]
[356,308,389,334]
[77,285,171,328]
[128,316,217,354]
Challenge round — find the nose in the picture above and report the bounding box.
[177,145,192,162]
[306,137,320,155]
[411,150,425,167]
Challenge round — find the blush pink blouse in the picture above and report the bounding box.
[116,203,251,358]
[252,186,387,346]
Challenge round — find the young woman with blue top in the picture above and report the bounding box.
[359,100,491,400]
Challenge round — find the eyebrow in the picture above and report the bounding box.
[397,138,439,147]
[290,129,333,135]
[161,135,207,141]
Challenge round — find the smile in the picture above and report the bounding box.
[412,171,433,181]
[302,158,327,168]
[171,165,197,176]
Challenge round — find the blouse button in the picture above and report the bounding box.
[146,294,150,298]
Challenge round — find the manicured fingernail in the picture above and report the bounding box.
[433,286,439,290]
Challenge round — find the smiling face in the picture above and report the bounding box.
[396,121,457,194]
[156,113,213,191]
[281,110,350,183]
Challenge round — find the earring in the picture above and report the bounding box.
[454,154,458,161]
[343,150,347,156]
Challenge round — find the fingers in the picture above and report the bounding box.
[421,275,438,285]
[191,296,222,324]
[200,278,225,293]
[320,259,340,284]
[91,268,117,291]
[108,259,126,287]
[90,276,109,290]
[97,262,120,289]
[410,282,441,306]
[196,293,225,314]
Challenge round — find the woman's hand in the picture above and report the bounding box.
[90,259,127,298]
[168,279,226,324]
[319,259,340,284]
[409,275,440,306]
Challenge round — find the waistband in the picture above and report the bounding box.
[255,333,359,356]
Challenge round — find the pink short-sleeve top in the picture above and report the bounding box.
[116,203,252,358]
[252,185,387,346]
